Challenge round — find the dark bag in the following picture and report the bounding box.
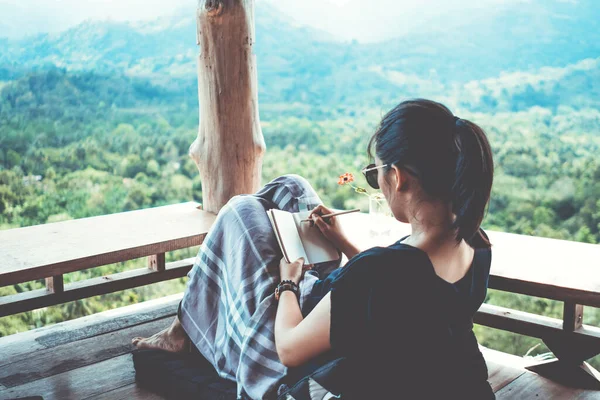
[133,349,345,400]
[132,349,237,399]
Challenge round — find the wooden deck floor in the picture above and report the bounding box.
[1,295,599,400]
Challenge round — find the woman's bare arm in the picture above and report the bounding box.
[274,291,332,367]
[275,256,332,367]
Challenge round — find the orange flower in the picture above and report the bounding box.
[337,172,355,185]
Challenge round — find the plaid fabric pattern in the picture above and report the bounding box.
[180,175,341,400]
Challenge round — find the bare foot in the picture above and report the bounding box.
[132,316,189,353]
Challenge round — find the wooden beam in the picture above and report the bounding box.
[0,294,181,365]
[189,0,266,213]
[475,303,600,344]
[0,317,173,388]
[0,353,136,400]
[0,259,193,317]
[148,253,166,272]
[489,275,600,308]
[0,295,179,400]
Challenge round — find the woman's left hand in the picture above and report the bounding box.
[279,257,312,285]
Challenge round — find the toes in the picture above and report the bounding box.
[132,337,144,346]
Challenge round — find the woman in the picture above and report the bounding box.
[133,99,495,399]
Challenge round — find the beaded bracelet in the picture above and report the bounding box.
[275,280,300,301]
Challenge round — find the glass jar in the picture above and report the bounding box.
[369,193,392,237]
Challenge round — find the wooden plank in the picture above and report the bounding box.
[481,347,527,393]
[0,293,182,366]
[489,276,600,309]
[0,316,173,388]
[564,302,584,332]
[148,253,166,272]
[483,230,600,302]
[45,275,64,294]
[0,258,193,317]
[495,370,598,399]
[84,383,166,400]
[476,303,563,338]
[0,353,136,400]
[475,303,600,343]
[0,202,215,286]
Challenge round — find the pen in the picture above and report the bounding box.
[301,208,361,222]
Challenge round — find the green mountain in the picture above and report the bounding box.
[1,0,598,112]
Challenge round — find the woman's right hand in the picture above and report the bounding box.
[309,204,349,249]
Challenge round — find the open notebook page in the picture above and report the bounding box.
[292,210,340,264]
[268,209,307,263]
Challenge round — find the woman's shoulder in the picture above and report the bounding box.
[333,241,429,283]
[472,228,493,271]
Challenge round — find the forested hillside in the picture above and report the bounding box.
[1,0,599,366]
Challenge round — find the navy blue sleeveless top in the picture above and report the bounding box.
[302,230,494,399]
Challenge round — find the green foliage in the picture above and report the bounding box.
[6,149,21,168]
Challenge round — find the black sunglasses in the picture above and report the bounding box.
[362,163,419,189]
[361,163,387,189]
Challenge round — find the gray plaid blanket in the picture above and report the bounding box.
[180,175,341,399]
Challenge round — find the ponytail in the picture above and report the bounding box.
[451,118,494,247]
[368,99,494,249]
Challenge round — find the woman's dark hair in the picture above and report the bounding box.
[367,99,494,248]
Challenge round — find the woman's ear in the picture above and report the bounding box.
[390,165,407,192]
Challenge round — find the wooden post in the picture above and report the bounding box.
[189,0,266,214]
[148,253,166,272]
[526,302,600,389]
[563,302,584,332]
[45,275,64,293]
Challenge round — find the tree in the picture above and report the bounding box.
[120,155,146,178]
[189,0,266,213]
[6,150,21,168]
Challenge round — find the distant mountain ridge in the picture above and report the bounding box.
[0,0,598,112]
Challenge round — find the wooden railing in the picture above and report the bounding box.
[1,204,599,389]
[0,202,215,316]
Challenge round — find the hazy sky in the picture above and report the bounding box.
[265,0,521,42]
[0,0,192,37]
[0,0,522,41]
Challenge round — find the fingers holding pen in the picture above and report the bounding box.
[312,213,332,230]
[309,204,334,219]
[309,205,337,227]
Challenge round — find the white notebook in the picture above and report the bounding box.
[267,209,340,264]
